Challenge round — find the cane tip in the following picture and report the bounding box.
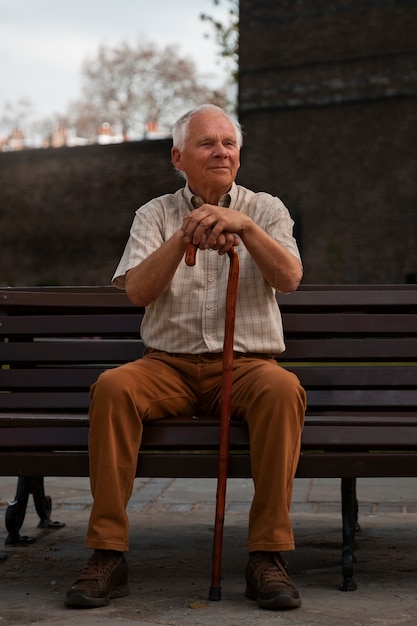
[209,585,222,601]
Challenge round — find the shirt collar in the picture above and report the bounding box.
[183,182,237,209]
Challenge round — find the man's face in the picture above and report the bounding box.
[172,110,240,202]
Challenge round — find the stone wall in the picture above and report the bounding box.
[238,0,417,283]
[0,140,180,286]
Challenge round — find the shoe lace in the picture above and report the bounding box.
[79,551,120,581]
[252,552,290,584]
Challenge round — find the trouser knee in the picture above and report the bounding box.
[91,366,136,401]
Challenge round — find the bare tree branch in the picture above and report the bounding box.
[74,39,224,139]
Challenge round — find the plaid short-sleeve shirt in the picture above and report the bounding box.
[112,183,301,355]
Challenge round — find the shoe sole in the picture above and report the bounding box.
[65,584,129,609]
[245,585,301,610]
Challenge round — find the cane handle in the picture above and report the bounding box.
[185,243,198,266]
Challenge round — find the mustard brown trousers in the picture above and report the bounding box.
[86,351,306,554]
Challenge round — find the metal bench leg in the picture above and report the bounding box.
[5,476,65,546]
[340,477,358,591]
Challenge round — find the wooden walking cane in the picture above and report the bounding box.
[185,241,239,601]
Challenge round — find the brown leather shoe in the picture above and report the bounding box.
[65,550,129,608]
[245,551,301,610]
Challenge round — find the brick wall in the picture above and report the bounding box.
[238,0,417,283]
[0,140,180,286]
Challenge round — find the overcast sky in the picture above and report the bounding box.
[0,0,229,126]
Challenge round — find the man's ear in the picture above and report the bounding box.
[171,147,182,171]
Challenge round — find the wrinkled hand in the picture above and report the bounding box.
[181,204,241,255]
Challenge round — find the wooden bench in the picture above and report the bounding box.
[1,284,417,591]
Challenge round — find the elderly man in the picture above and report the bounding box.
[65,104,306,611]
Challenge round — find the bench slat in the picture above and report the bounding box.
[2,389,417,411]
[0,314,143,336]
[2,449,417,479]
[290,366,417,387]
[0,368,107,387]
[1,365,417,389]
[3,312,417,336]
[2,338,416,362]
[2,420,417,450]
[1,340,144,362]
[0,392,91,410]
[282,338,417,360]
[283,313,417,334]
[305,389,417,407]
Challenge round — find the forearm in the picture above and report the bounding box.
[125,231,187,306]
[240,220,303,293]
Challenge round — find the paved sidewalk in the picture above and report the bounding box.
[1,476,417,625]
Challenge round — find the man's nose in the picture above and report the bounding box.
[213,143,229,157]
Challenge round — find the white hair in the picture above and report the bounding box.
[172,104,243,153]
